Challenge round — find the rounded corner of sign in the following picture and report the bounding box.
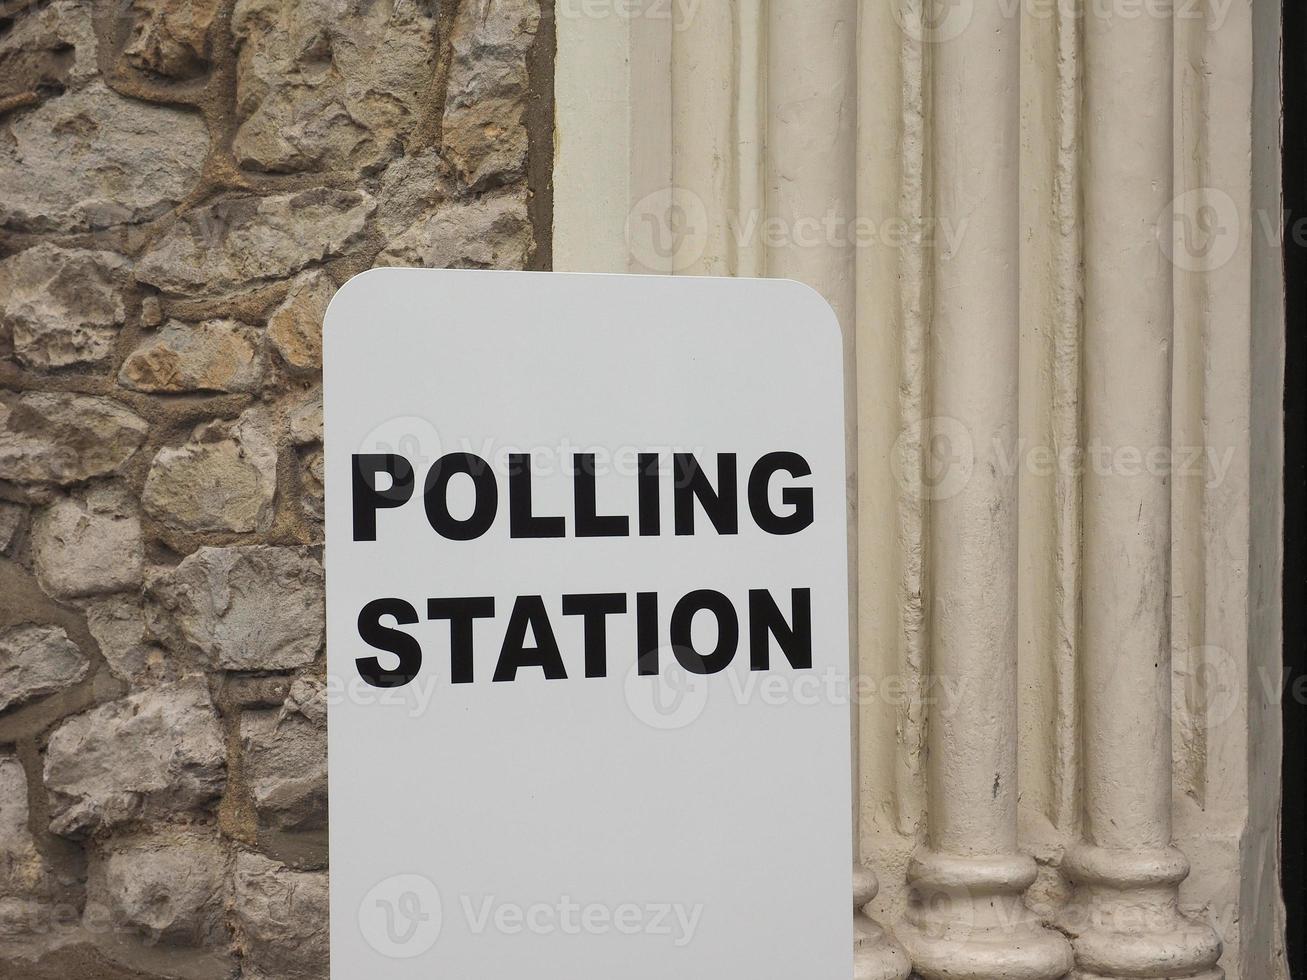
[325,266,388,312]
[767,278,843,350]
[778,276,838,315]
[322,268,396,350]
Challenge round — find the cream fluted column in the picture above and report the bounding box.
[764,4,907,978]
[553,0,1286,970]
[1059,6,1224,979]
[894,4,1072,977]
[670,0,735,277]
[765,0,857,327]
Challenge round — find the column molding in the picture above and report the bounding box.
[891,1,1072,973]
[1058,3,1223,977]
[551,1,1287,976]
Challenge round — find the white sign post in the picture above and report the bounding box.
[324,269,853,978]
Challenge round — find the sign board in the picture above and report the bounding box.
[324,269,853,978]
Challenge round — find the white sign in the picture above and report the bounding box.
[324,269,853,978]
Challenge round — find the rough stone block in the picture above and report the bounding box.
[0,756,61,919]
[85,832,227,947]
[241,679,327,833]
[375,149,451,241]
[136,189,374,294]
[0,501,28,554]
[145,546,324,671]
[268,271,334,373]
[231,0,438,175]
[0,0,99,107]
[44,679,226,838]
[0,391,148,486]
[83,595,175,686]
[299,448,324,535]
[0,245,129,370]
[233,852,328,980]
[0,624,89,712]
[119,320,264,394]
[121,0,222,80]
[0,83,208,232]
[287,390,323,446]
[376,187,531,269]
[32,487,144,599]
[443,0,539,189]
[143,412,277,534]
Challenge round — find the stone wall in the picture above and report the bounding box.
[0,0,551,975]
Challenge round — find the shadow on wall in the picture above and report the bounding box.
[1282,0,1307,973]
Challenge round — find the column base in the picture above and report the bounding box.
[854,862,911,980]
[896,851,1073,980]
[855,916,912,980]
[898,921,1075,980]
[1059,844,1224,980]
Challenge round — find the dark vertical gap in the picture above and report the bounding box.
[1283,0,1305,972]
[526,0,555,271]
